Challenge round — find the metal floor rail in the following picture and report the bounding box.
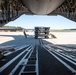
[43,45,76,75]
[18,45,39,75]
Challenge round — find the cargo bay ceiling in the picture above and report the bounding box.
[0,0,76,26]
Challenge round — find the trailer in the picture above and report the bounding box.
[35,27,50,39]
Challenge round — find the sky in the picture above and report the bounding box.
[6,14,76,29]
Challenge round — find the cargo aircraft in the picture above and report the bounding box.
[0,0,76,26]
